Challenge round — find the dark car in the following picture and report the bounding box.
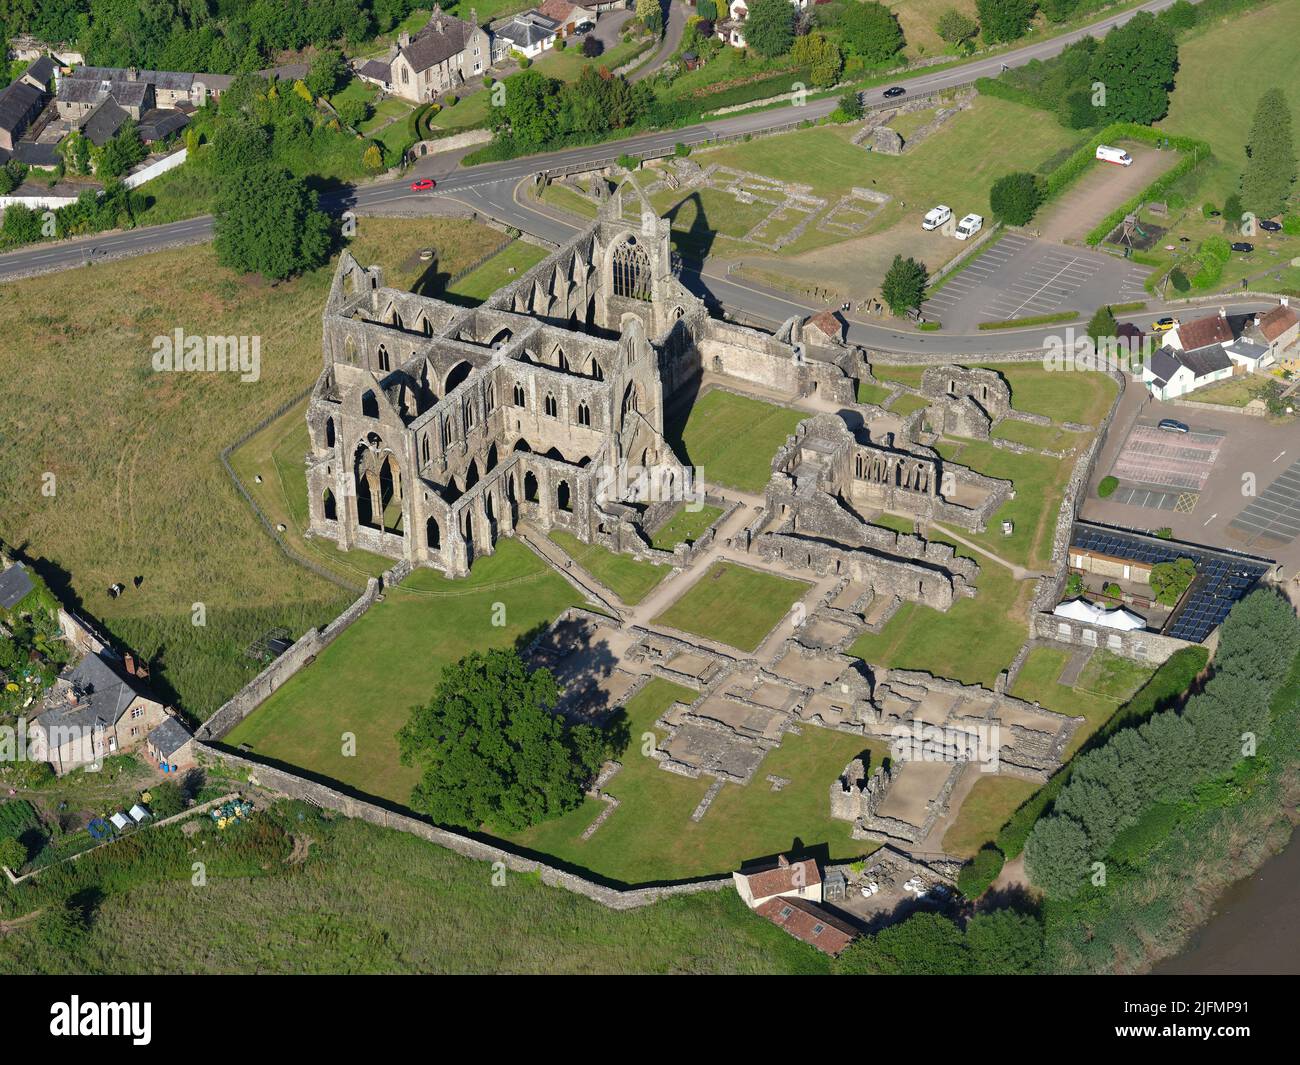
[1259,219,1283,232]
[574,20,594,33]
[882,86,906,98]
[1231,241,1255,253]
[1157,419,1190,434]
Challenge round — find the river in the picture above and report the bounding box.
[1153,830,1300,975]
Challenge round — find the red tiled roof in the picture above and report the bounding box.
[756,897,857,956]
[808,309,841,338]
[1257,303,1299,342]
[739,855,821,900]
[1176,313,1233,352]
[537,0,579,21]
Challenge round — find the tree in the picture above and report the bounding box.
[213,164,331,280]
[966,910,1044,974]
[838,912,971,975]
[637,0,664,33]
[1040,0,1078,21]
[397,648,612,832]
[791,31,843,89]
[1149,557,1196,606]
[1168,266,1190,293]
[957,844,1005,898]
[0,835,25,871]
[743,0,795,58]
[936,9,978,45]
[582,34,603,58]
[1241,89,1296,218]
[881,254,928,315]
[1086,304,1118,344]
[989,171,1043,225]
[834,89,863,122]
[95,121,146,179]
[838,1,905,65]
[976,0,1036,44]
[147,780,185,819]
[306,48,349,99]
[697,0,717,18]
[1089,12,1178,124]
[37,900,87,951]
[1024,813,1092,898]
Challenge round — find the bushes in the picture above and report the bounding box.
[957,845,1005,898]
[989,171,1044,225]
[1024,591,1300,898]
[837,909,1043,975]
[1097,475,1118,498]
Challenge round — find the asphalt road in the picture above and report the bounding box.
[0,0,1211,355]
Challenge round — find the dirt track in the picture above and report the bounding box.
[1035,145,1178,243]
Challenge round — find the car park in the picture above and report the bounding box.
[1158,418,1190,433]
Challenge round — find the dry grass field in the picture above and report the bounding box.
[0,217,503,716]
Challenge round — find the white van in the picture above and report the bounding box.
[954,213,983,240]
[922,204,952,231]
[1096,144,1133,166]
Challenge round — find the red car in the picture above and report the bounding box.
[410,177,436,191]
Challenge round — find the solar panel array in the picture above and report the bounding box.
[1070,523,1272,644]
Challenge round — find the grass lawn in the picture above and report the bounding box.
[654,562,809,653]
[650,503,724,550]
[873,363,1116,426]
[941,775,1042,858]
[225,539,584,805]
[540,180,600,218]
[933,439,1078,571]
[549,530,668,605]
[1011,646,1153,754]
[1182,375,1267,407]
[889,393,929,417]
[229,401,395,586]
[850,546,1029,688]
[429,89,491,130]
[0,798,831,974]
[507,678,889,882]
[856,381,894,405]
[869,512,917,535]
[0,217,496,717]
[445,240,549,304]
[665,388,805,493]
[991,419,1087,451]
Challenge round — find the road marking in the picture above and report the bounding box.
[1203,512,1218,526]
[1275,450,1287,462]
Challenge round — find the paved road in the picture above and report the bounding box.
[0,0,1208,351]
[630,1,688,84]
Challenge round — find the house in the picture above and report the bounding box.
[755,896,859,956]
[733,853,823,908]
[0,562,35,612]
[718,0,812,47]
[30,650,169,775]
[536,0,598,35]
[146,715,196,772]
[804,309,845,348]
[495,12,562,60]
[359,7,491,103]
[1243,300,1300,370]
[17,56,55,92]
[1167,309,1234,355]
[82,98,131,147]
[56,71,154,124]
[0,78,46,152]
[1142,343,1234,400]
[136,107,190,145]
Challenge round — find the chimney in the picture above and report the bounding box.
[399,31,410,47]
[471,6,479,26]
[124,652,135,675]
[127,66,138,81]
[777,854,790,868]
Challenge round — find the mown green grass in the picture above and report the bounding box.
[508,678,889,882]
[445,240,549,304]
[650,503,724,550]
[224,539,583,805]
[856,381,894,406]
[654,562,809,653]
[873,363,1115,426]
[549,530,668,605]
[665,389,805,494]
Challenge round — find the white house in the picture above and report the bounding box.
[1141,310,1239,399]
[732,854,823,909]
[494,12,561,60]
[717,0,813,48]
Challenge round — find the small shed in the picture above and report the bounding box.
[128,804,151,823]
[109,811,132,832]
[146,716,194,772]
[823,868,847,902]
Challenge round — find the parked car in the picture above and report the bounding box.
[1259,219,1283,232]
[1152,316,1178,333]
[410,177,437,191]
[1231,241,1255,253]
[1158,418,1190,433]
[954,213,983,240]
[921,204,952,231]
[1095,144,1134,166]
[574,20,594,33]
[882,86,906,98]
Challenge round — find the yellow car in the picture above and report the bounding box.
[1152,317,1178,333]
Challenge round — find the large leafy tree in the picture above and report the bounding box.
[837,1,904,65]
[1089,11,1178,124]
[989,171,1043,225]
[881,254,928,315]
[213,163,331,280]
[1241,88,1296,218]
[975,0,1036,44]
[743,0,795,58]
[791,31,843,88]
[397,649,611,832]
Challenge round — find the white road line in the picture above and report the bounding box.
[1002,256,1088,319]
[1203,513,1218,526]
[1275,450,1288,462]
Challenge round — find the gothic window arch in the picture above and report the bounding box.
[577,402,591,427]
[378,344,390,372]
[422,433,430,464]
[611,236,651,300]
[361,390,379,418]
[513,382,526,407]
[544,393,558,418]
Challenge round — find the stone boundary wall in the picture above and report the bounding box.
[122,147,188,190]
[198,742,732,910]
[409,129,493,156]
[1163,396,1268,418]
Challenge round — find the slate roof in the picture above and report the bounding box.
[1147,345,1182,389]
[23,55,55,87]
[401,14,479,72]
[356,59,392,82]
[147,716,193,758]
[37,652,145,734]
[1227,337,1271,364]
[82,98,129,146]
[0,80,44,133]
[496,13,561,49]
[0,563,35,611]
[59,75,150,111]
[1179,343,1232,378]
[12,141,60,166]
[136,107,189,142]
[755,896,858,956]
